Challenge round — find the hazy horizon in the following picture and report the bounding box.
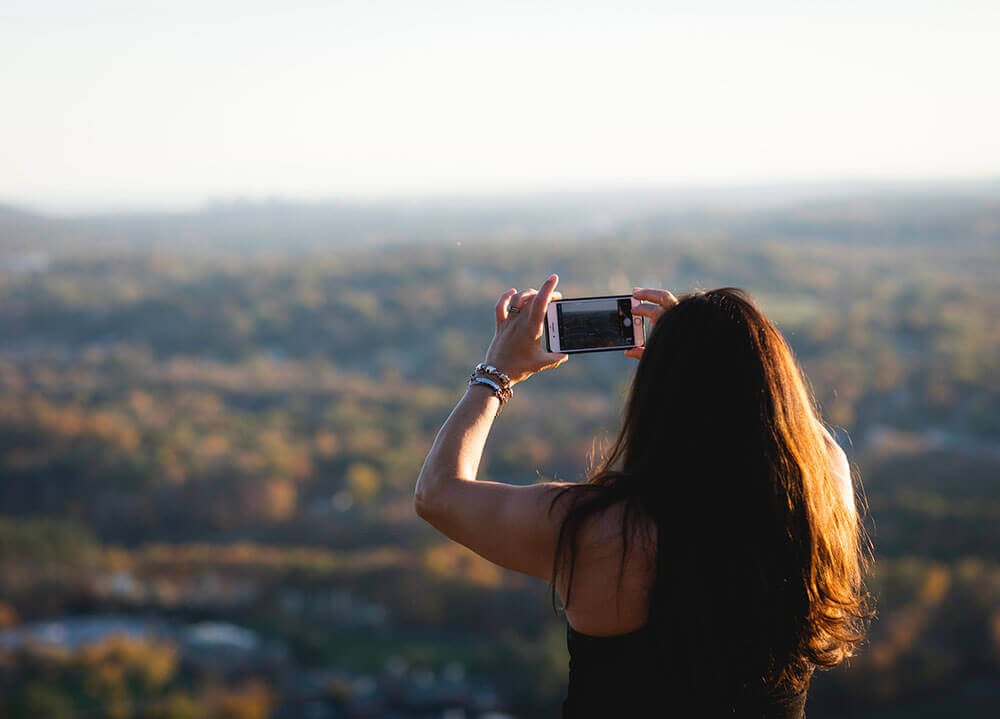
[5,174,999,219]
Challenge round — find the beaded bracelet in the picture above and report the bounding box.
[469,363,513,412]
[474,363,512,390]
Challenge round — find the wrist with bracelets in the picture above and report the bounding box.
[469,362,513,411]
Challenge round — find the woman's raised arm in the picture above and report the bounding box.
[414,274,571,580]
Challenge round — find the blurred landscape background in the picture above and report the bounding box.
[1,184,998,718]
[2,1,998,717]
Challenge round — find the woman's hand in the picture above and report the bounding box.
[624,287,679,360]
[483,273,569,385]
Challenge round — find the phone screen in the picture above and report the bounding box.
[555,297,637,351]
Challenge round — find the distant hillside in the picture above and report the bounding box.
[0,204,60,252]
[2,180,998,256]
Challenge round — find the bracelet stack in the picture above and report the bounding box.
[469,362,513,412]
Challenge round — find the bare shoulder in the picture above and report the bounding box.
[820,426,856,511]
[582,498,657,559]
[548,486,657,558]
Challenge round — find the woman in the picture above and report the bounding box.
[415,274,873,717]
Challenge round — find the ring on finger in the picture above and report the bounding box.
[508,306,521,314]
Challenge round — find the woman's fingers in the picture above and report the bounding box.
[528,274,559,328]
[632,287,678,325]
[542,351,570,369]
[631,303,664,323]
[496,279,562,327]
[633,288,678,309]
[510,288,538,314]
[627,287,675,359]
[508,287,561,315]
[495,288,516,326]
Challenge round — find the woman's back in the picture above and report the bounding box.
[563,621,808,718]
[556,500,655,636]
[557,498,810,718]
[557,503,659,716]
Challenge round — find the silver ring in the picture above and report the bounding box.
[508,306,521,314]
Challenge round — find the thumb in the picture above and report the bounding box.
[544,352,569,369]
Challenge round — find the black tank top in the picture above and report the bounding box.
[562,622,808,718]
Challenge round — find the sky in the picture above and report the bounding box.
[2,0,998,212]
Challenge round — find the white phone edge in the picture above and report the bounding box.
[631,296,646,347]
[546,301,561,352]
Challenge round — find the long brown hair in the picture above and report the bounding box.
[549,287,873,696]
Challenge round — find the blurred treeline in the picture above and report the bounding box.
[0,188,997,718]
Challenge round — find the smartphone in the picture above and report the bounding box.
[546,294,645,354]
